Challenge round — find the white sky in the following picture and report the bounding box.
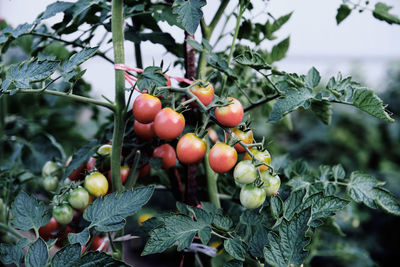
[1,0,400,100]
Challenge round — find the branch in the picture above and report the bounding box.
[30,32,114,64]
[1,89,115,111]
[244,93,280,112]
[209,0,230,34]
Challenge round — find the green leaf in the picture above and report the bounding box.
[84,186,154,232]
[283,189,307,220]
[271,196,283,219]
[125,30,176,47]
[142,214,202,255]
[372,2,400,25]
[68,228,90,246]
[51,244,129,267]
[224,259,244,267]
[64,140,99,179]
[265,12,293,40]
[137,66,168,91]
[187,206,212,244]
[2,59,59,90]
[173,0,206,35]
[269,87,315,122]
[264,208,312,267]
[270,37,290,63]
[235,49,271,70]
[332,164,345,180]
[61,47,98,74]
[305,67,321,88]
[224,237,246,261]
[336,4,352,25]
[40,1,74,20]
[347,172,400,215]
[0,244,24,266]
[70,0,101,21]
[25,238,48,267]
[248,225,269,258]
[12,23,34,38]
[352,88,395,122]
[213,214,233,231]
[374,188,400,216]
[301,192,349,221]
[11,191,51,231]
[311,99,332,125]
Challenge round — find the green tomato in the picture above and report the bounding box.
[260,172,281,196]
[233,160,257,184]
[84,172,109,197]
[240,184,266,209]
[52,204,73,225]
[68,187,90,210]
[43,176,59,192]
[97,144,112,156]
[42,161,63,178]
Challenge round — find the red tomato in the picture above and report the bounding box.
[208,143,238,173]
[243,148,271,172]
[68,162,86,181]
[39,217,60,241]
[56,225,73,248]
[152,144,177,169]
[229,128,253,153]
[215,97,244,127]
[177,133,207,164]
[133,94,162,123]
[164,74,172,86]
[190,83,214,106]
[90,235,109,252]
[107,165,130,185]
[134,120,155,141]
[154,108,185,140]
[139,164,150,178]
[86,157,96,172]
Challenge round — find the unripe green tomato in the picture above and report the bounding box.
[42,161,63,178]
[52,204,74,225]
[260,172,281,196]
[84,172,109,197]
[233,160,257,185]
[43,176,59,192]
[68,187,90,210]
[97,144,112,156]
[240,184,266,209]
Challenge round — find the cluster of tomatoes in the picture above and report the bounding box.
[132,80,280,209]
[38,144,124,251]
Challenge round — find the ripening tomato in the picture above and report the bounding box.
[207,128,219,144]
[133,94,162,123]
[214,97,243,127]
[138,213,153,226]
[240,184,266,209]
[243,148,271,172]
[164,74,172,86]
[68,187,90,210]
[230,128,253,153]
[134,120,155,141]
[86,157,96,172]
[90,235,108,252]
[84,172,109,197]
[190,83,214,106]
[154,108,185,140]
[53,204,74,225]
[42,161,63,178]
[152,144,177,169]
[177,133,206,164]
[43,176,59,192]
[260,172,281,196]
[107,165,130,185]
[39,217,60,241]
[233,160,257,184]
[208,143,237,173]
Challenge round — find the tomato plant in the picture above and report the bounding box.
[1,1,400,267]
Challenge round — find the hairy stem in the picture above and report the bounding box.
[0,223,25,239]
[111,0,125,259]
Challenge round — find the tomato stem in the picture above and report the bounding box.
[0,222,25,240]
